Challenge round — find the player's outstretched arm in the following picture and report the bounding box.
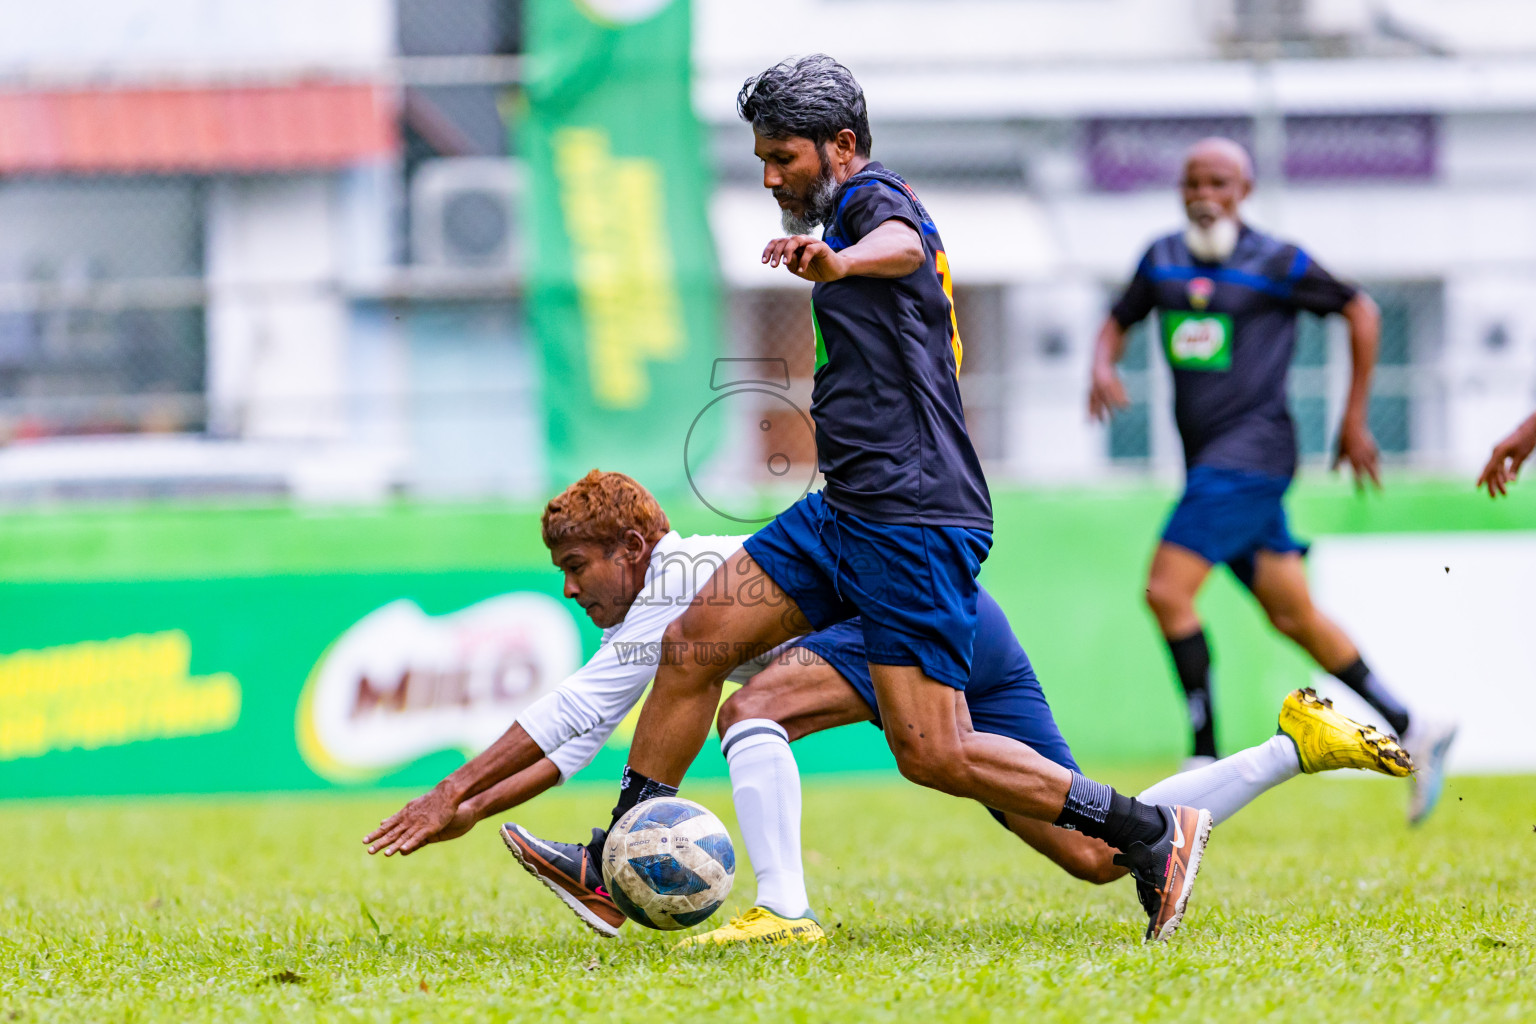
[439,759,563,847]
[364,721,547,856]
[1478,411,1536,498]
[1333,292,1383,490]
[1088,315,1131,421]
[762,219,923,283]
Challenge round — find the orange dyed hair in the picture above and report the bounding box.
[541,469,670,552]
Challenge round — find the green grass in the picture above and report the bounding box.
[3,771,1533,1022]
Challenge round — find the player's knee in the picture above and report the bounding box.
[1144,577,1188,621]
[891,737,969,794]
[1265,606,1308,641]
[715,686,761,737]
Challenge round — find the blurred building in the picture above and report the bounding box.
[704,0,1536,483]
[0,0,534,500]
[2,0,1536,499]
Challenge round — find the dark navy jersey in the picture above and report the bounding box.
[809,162,992,529]
[1110,225,1357,478]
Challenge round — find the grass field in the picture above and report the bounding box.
[4,770,1534,1023]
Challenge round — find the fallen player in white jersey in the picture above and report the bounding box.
[365,470,1413,943]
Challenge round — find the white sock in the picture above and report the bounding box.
[1137,735,1301,825]
[721,718,809,919]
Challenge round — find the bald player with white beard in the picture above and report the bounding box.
[1088,137,1457,825]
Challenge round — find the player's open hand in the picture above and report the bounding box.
[762,235,848,282]
[1088,363,1130,421]
[1477,412,1536,498]
[422,804,477,847]
[364,784,460,856]
[1332,416,1382,491]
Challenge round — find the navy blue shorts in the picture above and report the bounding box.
[743,491,991,690]
[1162,465,1309,589]
[796,600,1078,830]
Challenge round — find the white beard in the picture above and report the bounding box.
[779,172,841,235]
[1185,216,1239,264]
[780,207,819,235]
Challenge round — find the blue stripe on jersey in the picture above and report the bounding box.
[824,175,938,251]
[1148,263,1293,299]
[823,180,881,251]
[1285,246,1309,284]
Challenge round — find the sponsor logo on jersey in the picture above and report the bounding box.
[297,593,581,782]
[1162,311,1233,371]
[1187,277,1215,310]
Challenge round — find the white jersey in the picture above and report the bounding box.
[518,531,784,780]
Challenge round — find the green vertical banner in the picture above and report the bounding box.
[522,0,721,492]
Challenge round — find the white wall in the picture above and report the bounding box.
[1374,0,1536,56]
[1311,533,1536,773]
[695,0,1216,84]
[1440,274,1536,470]
[0,0,392,81]
[694,0,1536,83]
[205,176,348,443]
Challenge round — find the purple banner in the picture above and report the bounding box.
[1283,114,1436,181]
[1086,114,1436,191]
[1086,118,1252,192]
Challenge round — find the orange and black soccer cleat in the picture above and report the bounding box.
[501,823,627,938]
[1112,804,1213,942]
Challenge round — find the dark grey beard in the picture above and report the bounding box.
[779,169,841,235]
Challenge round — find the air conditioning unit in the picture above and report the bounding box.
[1214,0,1373,46]
[410,158,523,270]
[1230,0,1308,43]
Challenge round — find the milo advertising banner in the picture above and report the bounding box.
[0,568,893,799]
[521,0,722,491]
[0,502,900,801]
[0,573,602,798]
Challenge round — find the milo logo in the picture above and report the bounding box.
[1163,312,1233,371]
[296,593,581,783]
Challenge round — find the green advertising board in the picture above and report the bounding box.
[4,480,1535,799]
[0,572,575,798]
[520,0,722,492]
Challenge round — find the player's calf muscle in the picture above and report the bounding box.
[1007,816,1122,884]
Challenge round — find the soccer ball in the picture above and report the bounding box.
[601,797,735,930]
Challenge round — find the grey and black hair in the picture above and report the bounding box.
[736,54,872,157]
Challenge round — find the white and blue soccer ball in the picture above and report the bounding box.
[601,797,735,930]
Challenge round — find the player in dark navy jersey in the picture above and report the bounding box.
[800,161,991,527]
[506,55,1215,943]
[1090,137,1456,824]
[684,586,1411,946]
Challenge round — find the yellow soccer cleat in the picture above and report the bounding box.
[675,906,826,948]
[1278,687,1414,777]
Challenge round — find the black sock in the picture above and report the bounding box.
[1166,629,1217,758]
[607,764,679,833]
[1333,657,1411,736]
[1053,772,1167,850]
